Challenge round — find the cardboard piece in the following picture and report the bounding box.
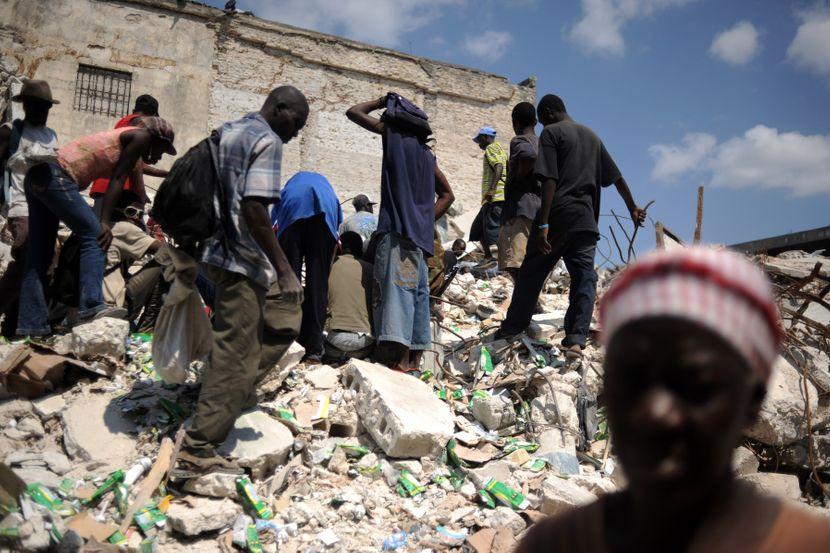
[0,344,108,399]
[66,511,119,542]
[454,443,497,465]
[469,528,497,553]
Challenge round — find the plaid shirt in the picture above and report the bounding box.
[202,112,283,289]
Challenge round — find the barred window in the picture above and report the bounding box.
[73,64,132,118]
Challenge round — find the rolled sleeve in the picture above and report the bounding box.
[112,221,158,261]
[242,137,283,201]
[535,130,559,182]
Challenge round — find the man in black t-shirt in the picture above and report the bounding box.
[497,94,646,359]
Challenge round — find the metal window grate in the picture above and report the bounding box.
[73,64,133,118]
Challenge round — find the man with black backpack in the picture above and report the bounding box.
[180,85,309,463]
[0,79,59,337]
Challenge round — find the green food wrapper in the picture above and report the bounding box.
[246,524,263,553]
[396,470,426,498]
[338,444,369,459]
[237,477,273,520]
[484,478,530,510]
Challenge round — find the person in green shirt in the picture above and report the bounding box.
[469,126,507,268]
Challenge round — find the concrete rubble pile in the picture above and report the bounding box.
[0,238,827,551]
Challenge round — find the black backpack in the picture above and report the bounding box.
[150,130,231,251]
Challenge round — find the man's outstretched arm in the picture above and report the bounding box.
[241,197,303,304]
[346,97,386,135]
[434,164,455,221]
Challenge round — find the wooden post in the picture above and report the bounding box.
[655,222,666,249]
[694,186,704,245]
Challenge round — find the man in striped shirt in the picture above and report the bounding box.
[470,126,507,268]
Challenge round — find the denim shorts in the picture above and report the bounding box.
[373,233,431,350]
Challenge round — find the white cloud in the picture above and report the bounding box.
[462,31,513,59]
[649,133,717,180]
[787,6,830,78]
[243,0,464,47]
[710,21,760,66]
[568,0,699,56]
[649,126,830,196]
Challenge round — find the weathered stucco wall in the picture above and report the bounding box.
[1,0,535,225]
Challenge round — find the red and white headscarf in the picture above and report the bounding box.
[599,247,783,383]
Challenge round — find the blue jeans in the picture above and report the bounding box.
[501,231,598,347]
[373,233,431,350]
[18,166,105,335]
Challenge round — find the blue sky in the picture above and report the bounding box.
[208,0,830,252]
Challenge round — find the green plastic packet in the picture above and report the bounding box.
[48,524,62,543]
[108,530,128,545]
[477,489,496,509]
[419,370,433,382]
[358,462,381,476]
[140,537,158,553]
[276,406,297,423]
[0,527,20,538]
[484,478,530,510]
[246,524,263,553]
[134,504,166,533]
[448,468,466,490]
[86,470,125,505]
[435,388,448,400]
[57,478,78,498]
[395,470,426,498]
[478,347,494,375]
[446,439,467,469]
[451,389,466,401]
[26,483,62,511]
[236,477,273,520]
[523,458,548,472]
[115,483,130,515]
[503,438,539,455]
[338,444,369,459]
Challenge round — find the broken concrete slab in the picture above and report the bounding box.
[746,356,817,446]
[167,497,241,536]
[471,391,515,431]
[481,506,526,536]
[61,394,137,470]
[539,475,596,516]
[6,450,72,475]
[31,394,66,420]
[741,472,802,503]
[71,318,129,364]
[732,447,760,475]
[182,471,238,499]
[257,342,305,394]
[344,359,454,458]
[0,399,34,424]
[305,365,339,389]
[216,408,293,479]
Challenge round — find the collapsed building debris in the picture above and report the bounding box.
[0,241,827,552]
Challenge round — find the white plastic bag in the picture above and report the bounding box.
[152,247,212,384]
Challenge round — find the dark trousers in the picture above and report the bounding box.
[185,266,301,451]
[279,214,336,359]
[18,168,105,335]
[0,217,28,337]
[501,231,598,348]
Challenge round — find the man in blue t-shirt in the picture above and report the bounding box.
[273,171,343,364]
[346,93,454,372]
